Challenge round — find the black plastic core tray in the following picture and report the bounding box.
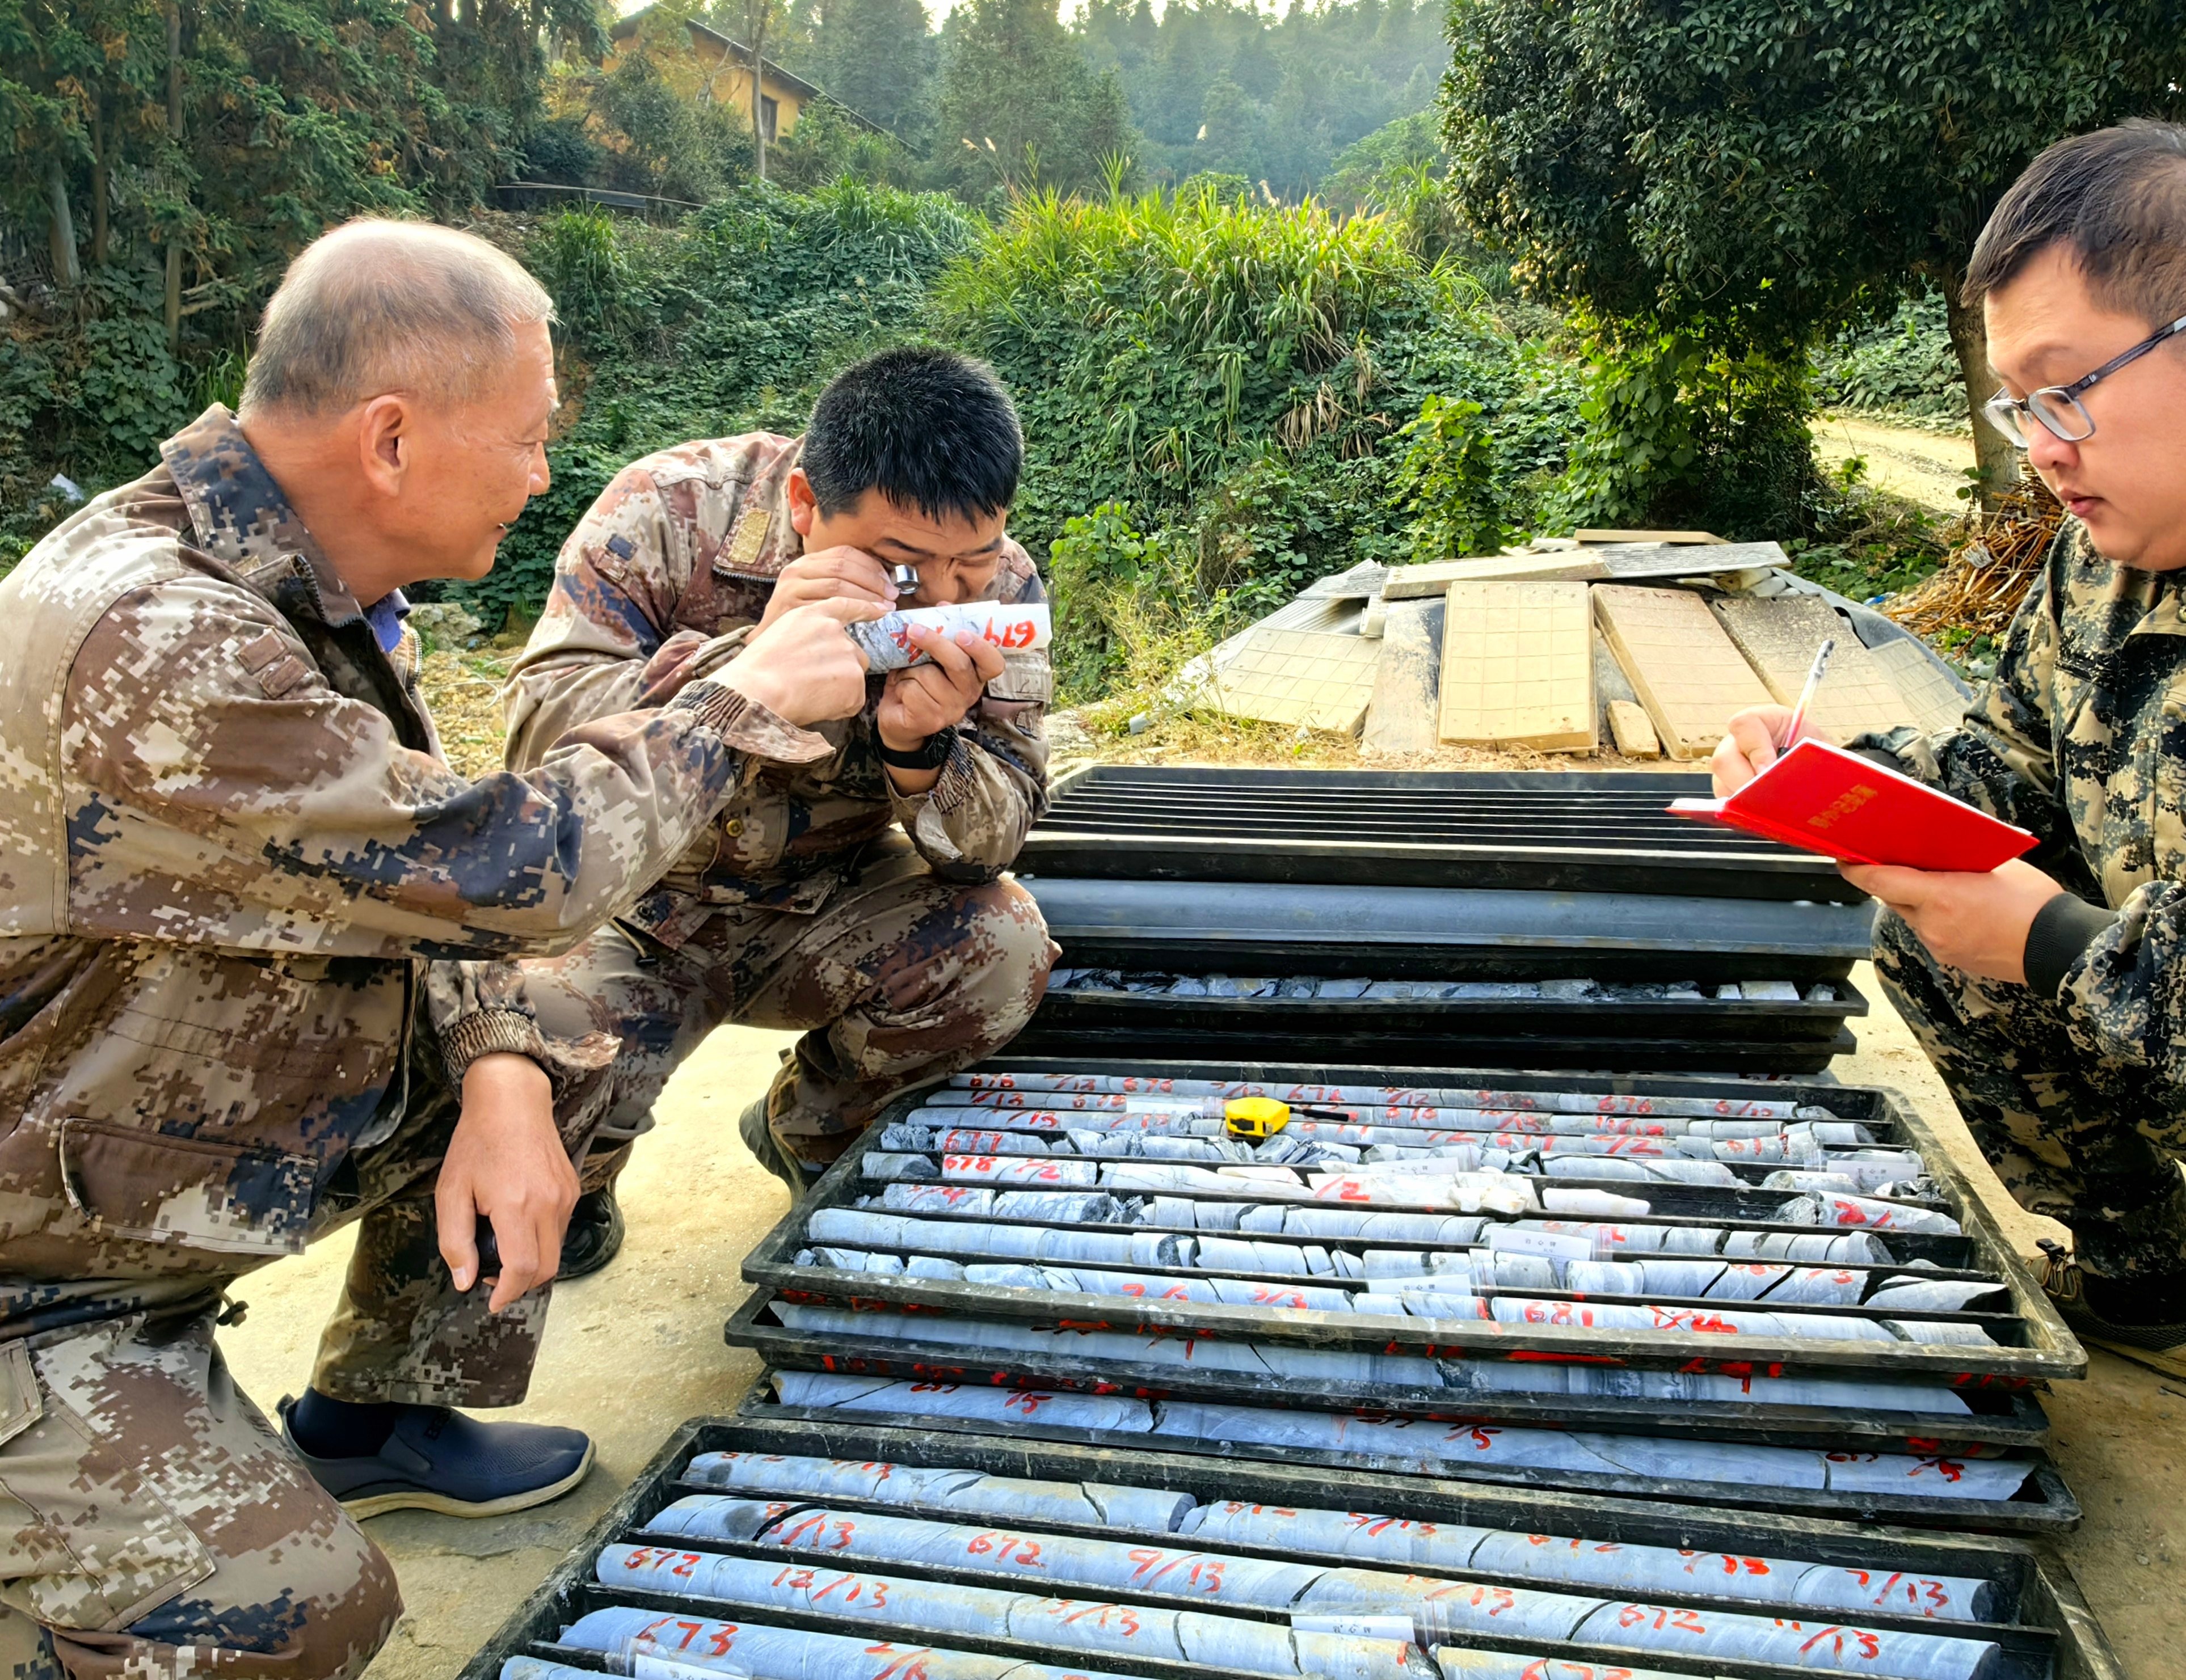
[454,1415,2121,1680]
[744,1380,2081,1534]
[742,1060,2084,1388]
[1019,875,1875,987]
[1014,976,1867,1074]
[1021,765,1867,902]
[727,1289,2053,1457]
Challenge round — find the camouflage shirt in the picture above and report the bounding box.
[0,408,828,1318]
[502,432,1051,947]
[1860,518,2186,1073]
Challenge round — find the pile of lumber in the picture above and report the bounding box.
[1186,530,1972,761]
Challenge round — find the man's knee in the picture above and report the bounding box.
[954,876,1058,1033]
[45,1523,401,1680]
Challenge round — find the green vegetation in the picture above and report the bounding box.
[1814,296,1965,429]
[1075,0,1444,198]
[469,176,1593,697]
[1,0,1997,705]
[0,0,597,555]
[1441,0,2186,506]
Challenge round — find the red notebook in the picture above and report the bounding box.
[1668,738,2037,871]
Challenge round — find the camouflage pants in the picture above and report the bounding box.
[525,840,1058,1174]
[1874,906,2186,1280]
[0,1025,609,1680]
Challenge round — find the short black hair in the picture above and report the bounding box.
[1965,121,2186,326]
[802,346,1022,522]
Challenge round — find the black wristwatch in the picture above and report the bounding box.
[878,730,957,771]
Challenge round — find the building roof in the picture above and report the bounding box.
[610,9,889,137]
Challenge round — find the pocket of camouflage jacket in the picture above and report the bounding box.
[0,1342,43,1450]
[0,1335,216,1630]
[56,1121,317,1257]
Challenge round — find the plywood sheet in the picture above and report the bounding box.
[1593,584,1774,761]
[1606,698,1661,758]
[1362,598,1442,753]
[1871,636,1975,736]
[1299,560,1390,601]
[1576,527,1727,544]
[1208,627,1381,733]
[1438,581,1596,751]
[1711,596,1921,742]
[1385,552,1610,598]
[1593,541,1786,579]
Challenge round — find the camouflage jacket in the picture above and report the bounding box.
[502,432,1051,945]
[0,408,829,1317]
[1860,518,2186,1074]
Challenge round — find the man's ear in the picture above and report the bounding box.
[355,395,410,499]
[785,466,819,538]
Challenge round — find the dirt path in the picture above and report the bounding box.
[1812,412,1979,514]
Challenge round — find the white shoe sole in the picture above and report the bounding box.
[339,1437,595,1519]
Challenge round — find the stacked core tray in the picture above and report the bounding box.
[458,1415,2124,1680]
[730,1060,2083,1532]
[1012,767,1876,1073]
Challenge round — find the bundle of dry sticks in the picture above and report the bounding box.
[1886,475,2065,643]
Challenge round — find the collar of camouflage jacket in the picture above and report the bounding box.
[2054,521,2186,640]
[160,405,368,632]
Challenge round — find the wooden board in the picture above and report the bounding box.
[1576,527,1727,544]
[1384,552,1611,598]
[1438,580,1596,751]
[1358,592,1389,640]
[1593,584,1774,761]
[1607,698,1662,758]
[1710,596,1921,744]
[1591,541,1786,578]
[1870,636,1976,735]
[1361,598,1440,752]
[1299,559,1389,601]
[1207,627,1381,733]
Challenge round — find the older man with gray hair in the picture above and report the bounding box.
[0,219,877,1680]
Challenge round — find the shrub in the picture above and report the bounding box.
[1813,294,1965,422]
[1553,323,1819,540]
[1391,395,1504,559]
[533,209,637,344]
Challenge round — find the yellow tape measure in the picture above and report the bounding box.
[1224,1097,1291,1139]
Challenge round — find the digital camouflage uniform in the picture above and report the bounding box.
[504,433,1057,1175]
[0,409,828,1680]
[1858,518,2186,1283]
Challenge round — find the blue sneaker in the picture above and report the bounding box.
[278,1396,594,1518]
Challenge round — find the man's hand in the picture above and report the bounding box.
[1839,857,2063,985]
[436,1052,576,1314]
[758,546,898,631]
[878,627,1005,761]
[721,597,882,725]
[1711,704,1814,795]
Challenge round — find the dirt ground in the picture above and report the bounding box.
[1810,413,1980,516]
[209,962,2183,1677]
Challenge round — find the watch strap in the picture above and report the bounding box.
[878,730,957,770]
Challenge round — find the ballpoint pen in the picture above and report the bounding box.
[1779,636,1834,750]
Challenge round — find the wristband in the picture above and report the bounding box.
[878,731,957,771]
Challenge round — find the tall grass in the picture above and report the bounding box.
[936,181,1437,494]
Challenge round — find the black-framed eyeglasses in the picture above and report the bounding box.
[1983,313,2186,448]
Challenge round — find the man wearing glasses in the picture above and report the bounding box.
[1714,121,2186,1375]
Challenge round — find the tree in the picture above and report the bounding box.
[732,0,778,178]
[935,0,1137,199]
[1442,0,2186,508]
[798,0,936,143]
